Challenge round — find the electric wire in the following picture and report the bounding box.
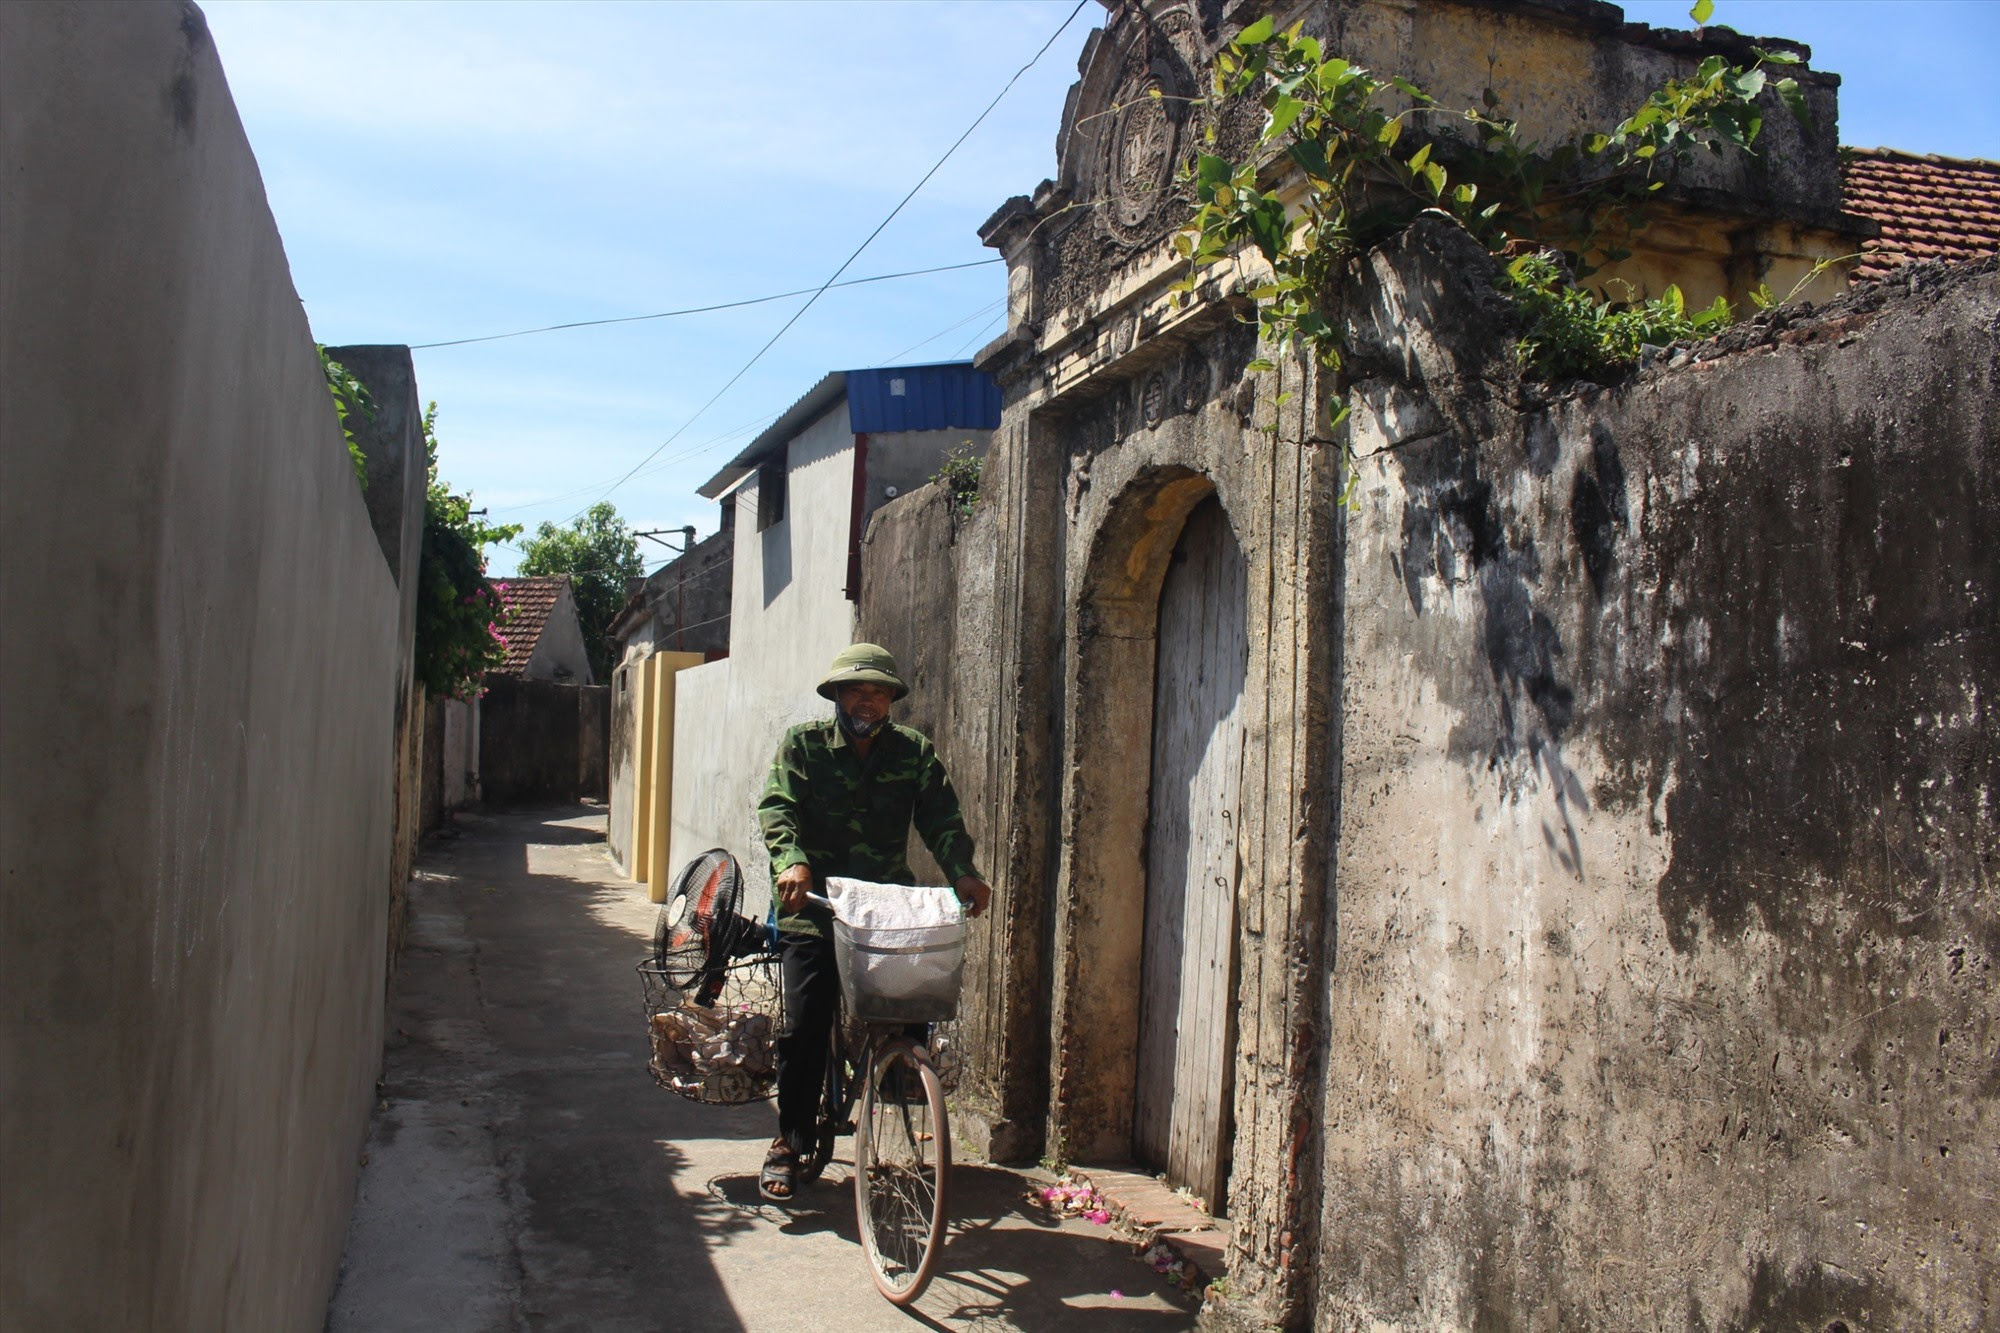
[573,0,1091,517]
[879,298,1007,365]
[490,409,780,513]
[408,258,1003,351]
[949,312,1009,359]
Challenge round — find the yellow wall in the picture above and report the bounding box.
[645,651,705,902]
[631,655,658,881]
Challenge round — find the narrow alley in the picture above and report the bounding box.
[327,807,1200,1332]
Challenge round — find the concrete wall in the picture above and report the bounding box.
[1,3,403,1327]
[478,677,610,806]
[623,526,733,657]
[857,483,1020,1142]
[606,527,733,872]
[607,642,649,871]
[666,401,860,887]
[326,344,428,964]
[1312,219,2000,1332]
[859,427,995,531]
[441,695,477,809]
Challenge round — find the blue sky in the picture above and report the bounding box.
[202,0,2000,577]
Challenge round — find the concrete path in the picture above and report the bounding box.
[328,806,1200,1332]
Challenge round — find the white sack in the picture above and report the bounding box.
[823,877,963,930]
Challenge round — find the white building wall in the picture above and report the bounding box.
[522,583,593,685]
[667,401,858,892]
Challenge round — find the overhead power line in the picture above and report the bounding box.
[408,258,1003,351]
[576,0,1091,517]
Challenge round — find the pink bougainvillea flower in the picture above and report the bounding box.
[1110,1290,1124,1301]
[1086,1208,1110,1225]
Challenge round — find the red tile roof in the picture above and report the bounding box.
[1843,148,2000,283]
[491,576,568,676]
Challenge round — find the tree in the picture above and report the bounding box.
[518,501,645,683]
[416,404,520,699]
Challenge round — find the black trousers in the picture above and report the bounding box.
[776,930,840,1158]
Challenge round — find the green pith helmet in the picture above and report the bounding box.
[817,642,908,702]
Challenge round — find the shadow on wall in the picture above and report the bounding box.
[762,518,792,607]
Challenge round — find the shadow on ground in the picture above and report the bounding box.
[332,805,1198,1333]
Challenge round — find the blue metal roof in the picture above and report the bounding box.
[845,362,1000,435]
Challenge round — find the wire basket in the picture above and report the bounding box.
[639,954,785,1104]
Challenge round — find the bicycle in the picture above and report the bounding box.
[641,853,965,1307]
[791,886,966,1305]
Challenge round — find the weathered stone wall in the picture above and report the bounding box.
[1,3,403,1326]
[857,481,1025,1146]
[1313,216,1998,1330]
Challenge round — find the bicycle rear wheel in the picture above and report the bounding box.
[853,1038,949,1305]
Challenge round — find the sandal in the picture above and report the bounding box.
[759,1142,799,1202]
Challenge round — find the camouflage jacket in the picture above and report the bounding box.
[757,718,979,937]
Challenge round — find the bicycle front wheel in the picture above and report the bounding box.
[853,1038,949,1305]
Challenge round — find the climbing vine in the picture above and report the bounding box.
[318,345,373,486]
[1174,1,1809,390]
[416,403,521,699]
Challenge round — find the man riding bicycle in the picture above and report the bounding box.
[756,642,990,1202]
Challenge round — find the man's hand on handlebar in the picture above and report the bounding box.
[776,862,814,915]
[954,876,992,920]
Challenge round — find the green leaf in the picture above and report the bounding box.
[1246,197,1289,261]
[1723,67,1767,101]
[1421,161,1447,197]
[1315,57,1351,91]
[1235,15,1274,46]
[1775,77,1810,126]
[1288,138,1331,180]
[1452,182,1478,206]
[1753,46,1803,66]
[1407,142,1432,173]
[1267,94,1307,139]
[1690,0,1715,24]
[1390,75,1433,104]
[1693,294,1735,329]
[1376,117,1403,147]
[1196,153,1234,193]
[1246,358,1277,373]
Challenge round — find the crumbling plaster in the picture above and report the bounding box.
[1316,215,1997,1331]
[865,1,1998,1326]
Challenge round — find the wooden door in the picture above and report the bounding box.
[1134,497,1246,1210]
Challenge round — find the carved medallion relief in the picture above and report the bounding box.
[1091,8,1199,249]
